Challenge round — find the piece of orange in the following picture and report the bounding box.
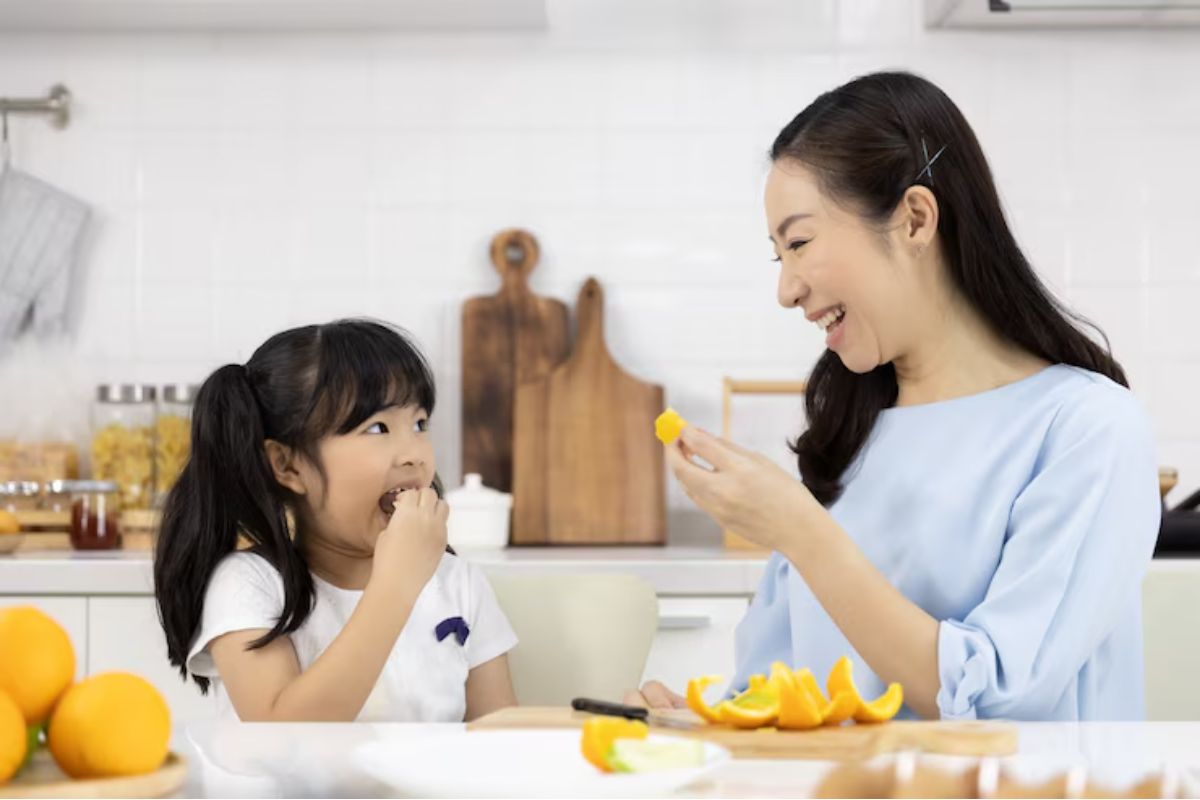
[773,667,822,731]
[826,656,903,724]
[654,408,688,445]
[718,687,779,729]
[580,716,648,773]
[48,672,170,779]
[0,690,25,785]
[793,666,855,726]
[0,607,76,724]
[685,675,725,724]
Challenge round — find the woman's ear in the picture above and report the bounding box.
[264,440,307,496]
[899,185,939,253]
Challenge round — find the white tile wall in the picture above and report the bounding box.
[1,0,1198,527]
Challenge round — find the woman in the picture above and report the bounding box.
[630,71,1160,721]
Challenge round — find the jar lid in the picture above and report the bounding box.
[0,481,39,496]
[162,384,200,404]
[97,384,157,403]
[46,479,120,494]
[444,473,513,510]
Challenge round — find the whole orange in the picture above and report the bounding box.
[0,690,26,784]
[0,607,75,724]
[48,672,170,779]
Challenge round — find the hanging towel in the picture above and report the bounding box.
[0,167,90,344]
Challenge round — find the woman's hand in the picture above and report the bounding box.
[666,426,821,552]
[623,680,689,710]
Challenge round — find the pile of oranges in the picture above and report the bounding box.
[0,606,171,785]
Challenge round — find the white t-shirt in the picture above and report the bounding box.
[186,551,518,721]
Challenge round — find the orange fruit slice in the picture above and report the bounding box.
[826,656,903,724]
[718,686,779,729]
[793,666,855,726]
[774,667,822,731]
[654,408,688,445]
[580,716,648,773]
[685,675,725,724]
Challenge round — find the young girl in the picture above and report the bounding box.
[154,319,518,722]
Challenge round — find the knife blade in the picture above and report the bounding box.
[570,697,704,730]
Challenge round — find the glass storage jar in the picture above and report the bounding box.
[51,479,122,550]
[91,384,156,510]
[155,384,197,505]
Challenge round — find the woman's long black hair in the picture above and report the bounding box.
[778,72,1126,506]
[154,319,440,692]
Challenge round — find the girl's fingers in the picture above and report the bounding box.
[679,426,740,471]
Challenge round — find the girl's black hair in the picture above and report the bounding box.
[775,72,1126,506]
[154,318,441,692]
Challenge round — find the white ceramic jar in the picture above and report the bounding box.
[445,473,512,550]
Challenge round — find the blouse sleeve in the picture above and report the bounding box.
[936,383,1160,720]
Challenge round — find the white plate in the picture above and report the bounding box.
[354,729,731,798]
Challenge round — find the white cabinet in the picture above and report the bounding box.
[87,597,218,723]
[0,596,87,680]
[642,597,749,694]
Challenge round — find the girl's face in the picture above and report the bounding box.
[297,403,436,552]
[764,159,928,374]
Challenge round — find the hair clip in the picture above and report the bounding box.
[915,138,948,185]
[435,616,470,646]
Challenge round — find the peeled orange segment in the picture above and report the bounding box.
[718,689,779,729]
[775,672,823,731]
[855,683,904,724]
[795,668,826,704]
[685,675,726,725]
[654,408,688,445]
[821,691,859,726]
[580,716,648,773]
[826,655,904,724]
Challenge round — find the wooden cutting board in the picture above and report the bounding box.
[511,277,666,545]
[461,230,570,494]
[467,707,1018,762]
[0,750,187,798]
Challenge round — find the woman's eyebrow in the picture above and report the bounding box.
[774,212,813,239]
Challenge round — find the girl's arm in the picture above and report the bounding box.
[210,577,422,721]
[464,653,517,721]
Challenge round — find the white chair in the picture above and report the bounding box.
[1142,565,1200,720]
[488,573,658,706]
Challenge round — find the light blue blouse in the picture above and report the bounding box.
[730,365,1161,721]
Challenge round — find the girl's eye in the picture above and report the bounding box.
[414,418,429,433]
[365,422,389,435]
[788,240,808,252]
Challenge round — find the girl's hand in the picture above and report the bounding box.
[667,426,821,552]
[369,487,449,600]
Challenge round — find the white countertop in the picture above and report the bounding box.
[0,546,773,596]
[174,720,1200,798]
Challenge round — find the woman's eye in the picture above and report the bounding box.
[788,240,808,252]
[365,422,389,435]
[414,418,429,433]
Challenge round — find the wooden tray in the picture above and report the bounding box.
[468,706,1018,762]
[0,751,186,798]
[10,509,160,552]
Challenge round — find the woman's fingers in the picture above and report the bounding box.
[639,680,687,710]
[678,426,739,471]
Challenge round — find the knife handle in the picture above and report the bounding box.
[570,697,650,722]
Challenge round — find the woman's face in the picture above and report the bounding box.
[295,404,436,553]
[764,158,925,374]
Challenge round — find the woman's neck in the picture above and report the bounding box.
[298,527,374,591]
[891,293,1049,408]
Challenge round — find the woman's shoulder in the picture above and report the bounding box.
[1037,364,1153,449]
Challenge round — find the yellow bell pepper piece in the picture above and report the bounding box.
[654,407,688,445]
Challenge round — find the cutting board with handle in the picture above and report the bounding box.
[467,707,1018,762]
[461,230,570,494]
[511,277,666,545]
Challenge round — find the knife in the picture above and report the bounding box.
[570,697,704,730]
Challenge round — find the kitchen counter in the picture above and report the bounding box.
[173,719,1200,798]
[3,548,1198,597]
[0,546,771,597]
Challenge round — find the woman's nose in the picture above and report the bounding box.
[777,270,808,309]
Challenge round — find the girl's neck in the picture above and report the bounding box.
[298,528,373,591]
[891,294,1049,408]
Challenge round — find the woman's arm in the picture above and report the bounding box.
[210,578,422,721]
[464,653,517,721]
